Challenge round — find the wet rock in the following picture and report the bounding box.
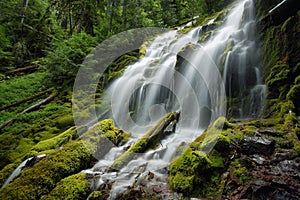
[241,136,275,156]
[276,158,300,177]
[272,151,294,162]
[24,154,47,168]
[250,154,266,165]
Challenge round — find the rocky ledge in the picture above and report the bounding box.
[102,114,300,199]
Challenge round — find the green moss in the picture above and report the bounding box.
[232,167,250,185]
[169,147,211,195]
[169,172,194,193]
[55,114,74,129]
[266,64,290,99]
[80,119,131,157]
[41,173,91,200]
[242,125,257,136]
[222,39,234,65]
[8,138,36,162]
[139,41,148,58]
[178,26,193,34]
[0,141,93,199]
[111,112,178,170]
[294,75,300,84]
[287,84,300,114]
[199,31,213,42]
[30,126,79,153]
[208,150,224,168]
[0,162,19,186]
[268,100,295,118]
[88,191,106,200]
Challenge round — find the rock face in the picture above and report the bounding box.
[255,0,300,116]
[168,117,300,199]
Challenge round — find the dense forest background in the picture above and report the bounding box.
[0,0,229,74]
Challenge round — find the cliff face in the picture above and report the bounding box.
[256,0,300,116]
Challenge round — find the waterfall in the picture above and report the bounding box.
[83,0,265,198]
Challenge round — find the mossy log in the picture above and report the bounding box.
[0,88,53,111]
[109,111,180,171]
[3,65,38,76]
[0,93,56,131]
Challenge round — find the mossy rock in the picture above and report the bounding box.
[266,64,290,99]
[0,162,19,186]
[54,114,74,129]
[40,174,91,200]
[88,191,107,200]
[80,119,131,159]
[169,117,238,197]
[30,126,80,153]
[0,141,93,199]
[287,84,300,114]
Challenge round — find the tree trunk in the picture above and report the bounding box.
[109,111,180,171]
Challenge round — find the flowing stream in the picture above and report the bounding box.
[84,0,266,198]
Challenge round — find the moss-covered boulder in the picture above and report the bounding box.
[80,119,131,160]
[255,0,300,116]
[0,141,93,199]
[0,162,19,186]
[168,116,236,197]
[41,174,91,200]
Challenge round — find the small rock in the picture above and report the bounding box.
[250,154,266,165]
[241,136,275,156]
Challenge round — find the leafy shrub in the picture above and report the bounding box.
[46,33,98,86]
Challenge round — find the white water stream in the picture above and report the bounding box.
[84,0,266,198]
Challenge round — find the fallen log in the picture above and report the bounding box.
[0,88,53,111]
[0,93,56,131]
[109,111,180,171]
[3,65,38,76]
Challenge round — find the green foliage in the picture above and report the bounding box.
[169,117,235,197]
[46,32,98,86]
[41,174,91,200]
[0,99,72,169]
[0,0,62,68]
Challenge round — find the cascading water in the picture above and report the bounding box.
[84,0,266,198]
